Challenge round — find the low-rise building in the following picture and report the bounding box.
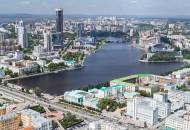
[89,120,127,130]
[0,112,21,130]
[172,68,190,79]
[124,91,140,99]
[20,109,52,130]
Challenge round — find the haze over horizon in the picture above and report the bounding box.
[0,0,190,17]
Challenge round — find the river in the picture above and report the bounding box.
[10,42,185,95]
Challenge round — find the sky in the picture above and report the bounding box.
[0,0,190,16]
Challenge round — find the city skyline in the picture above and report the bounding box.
[0,0,190,16]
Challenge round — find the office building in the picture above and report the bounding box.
[127,97,159,125]
[56,8,63,43]
[77,23,85,38]
[152,92,171,119]
[17,21,29,48]
[56,8,63,33]
[0,32,5,42]
[43,30,52,52]
[127,93,171,126]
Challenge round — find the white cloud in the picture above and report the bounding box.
[20,0,31,5]
[131,0,137,4]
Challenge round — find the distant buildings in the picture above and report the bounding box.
[17,21,29,48]
[139,30,160,49]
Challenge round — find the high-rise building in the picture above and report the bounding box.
[0,33,5,42]
[43,30,52,52]
[56,8,63,41]
[52,8,64,50]
[56,8,63,33]
[17,21,29,48]
[77,23,84,38]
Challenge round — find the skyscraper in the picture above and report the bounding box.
[17,20,29,48]
[43,30,52,52]
[53,8,63,49]
[77,23,84,38]
[56,8,63,33]
[56,8,63,32]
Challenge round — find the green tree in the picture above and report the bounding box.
[144,122,147,128]
[32,87,42,97]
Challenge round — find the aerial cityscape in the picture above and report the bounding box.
[1,0,190,130]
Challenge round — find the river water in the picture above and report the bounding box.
[11,42,184,95]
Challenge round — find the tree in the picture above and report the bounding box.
[144,122,147,128]
[32,87,42,97]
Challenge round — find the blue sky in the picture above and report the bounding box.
[0,0,190,16]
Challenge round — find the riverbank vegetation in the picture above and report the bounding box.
[32,87,43,97]
[4,69,18,78]
[82,82,110,91]
[149,52,177,62]
[47,62,67,71]
[63,52,85,63]
[160,65,190,76]
[182,49,190,59]
[96,38,107,49]
[59,112,83,129]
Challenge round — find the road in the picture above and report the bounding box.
[0,85,129,130]
[0,85,98,121]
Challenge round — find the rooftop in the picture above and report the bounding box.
[111,74,151,86]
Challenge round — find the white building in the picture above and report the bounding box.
[17,20,29,48]
[168,91,190,112]
[153,92,171,119]
[43,30,52,52]
[89,120,127,130]
[126,93,171,125]
[32,45,45,57]
[20,109,52,130]
[127,97,159,125]
[14,50,24,60]
[165,110,190,130]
